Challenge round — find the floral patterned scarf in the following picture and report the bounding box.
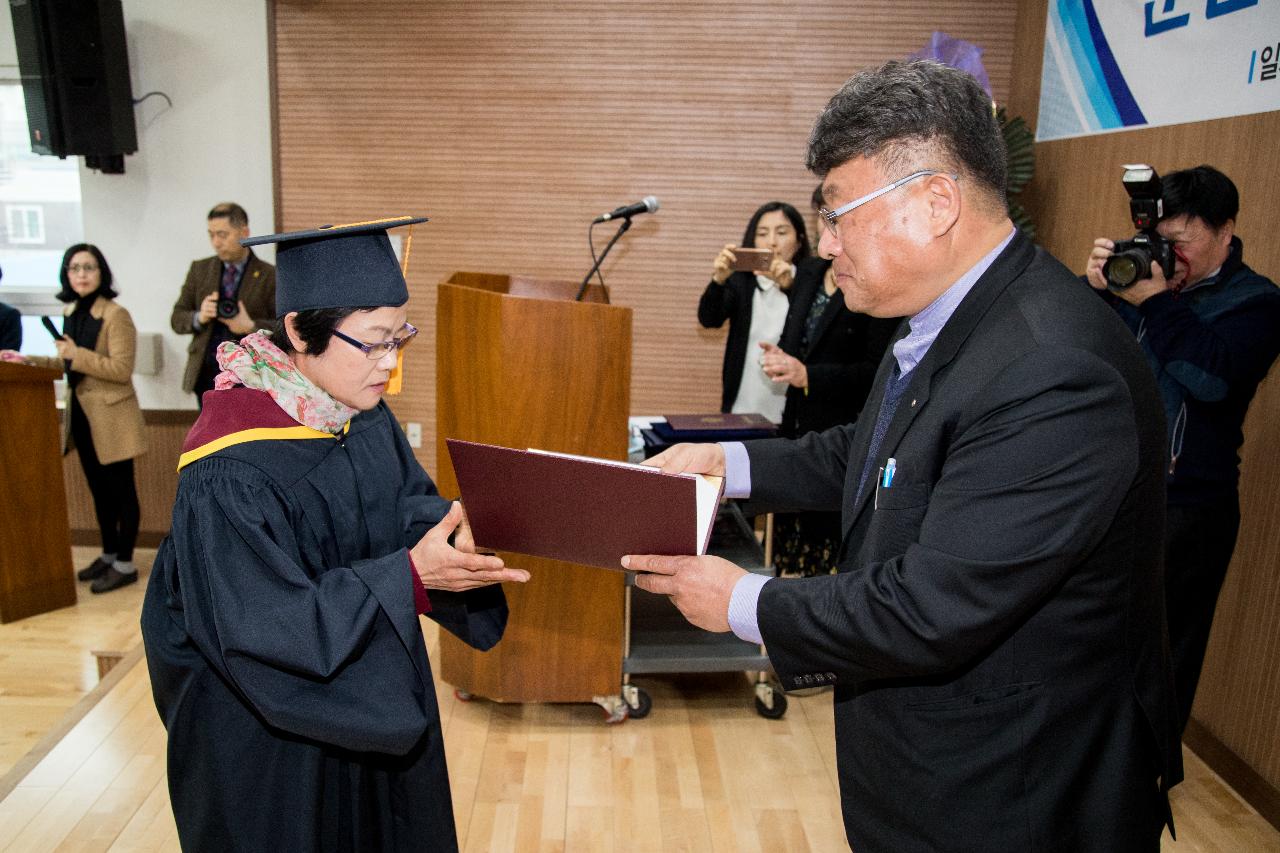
[214,331,358,434]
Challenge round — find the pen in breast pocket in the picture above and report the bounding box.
[882,458,896,488]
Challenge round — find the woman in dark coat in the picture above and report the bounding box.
[697,201,810,420]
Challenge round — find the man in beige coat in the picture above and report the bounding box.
[170,202,276,407]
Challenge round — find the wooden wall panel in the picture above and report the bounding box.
[272,0,1018,478]
[1009,1,1280,804]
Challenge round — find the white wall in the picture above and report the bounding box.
[2,0,275,409]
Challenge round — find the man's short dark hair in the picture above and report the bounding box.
[270,306,362,357]
[208,202,249,229]
[57,243,119,302]
[1161,165,1239,230]
[807,60,1007,209]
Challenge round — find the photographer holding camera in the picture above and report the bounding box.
[171,202,277,408]
[1085,164,1280,732]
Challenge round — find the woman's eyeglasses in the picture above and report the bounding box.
[332,323,418,359]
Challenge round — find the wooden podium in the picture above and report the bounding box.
[0,362,76,622]
[435,272,631,702]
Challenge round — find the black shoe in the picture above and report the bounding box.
[90,567,138,594]
[77,557,113,582]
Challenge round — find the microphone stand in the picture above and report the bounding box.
[574,216,632,302]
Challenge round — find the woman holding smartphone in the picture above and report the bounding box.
[697,201,811,420]
[1,244,146,592]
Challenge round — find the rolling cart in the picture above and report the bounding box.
[598,501,787,723]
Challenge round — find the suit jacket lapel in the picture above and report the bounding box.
[842,231,1037,535]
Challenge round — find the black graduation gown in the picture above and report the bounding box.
[141,390,507,852]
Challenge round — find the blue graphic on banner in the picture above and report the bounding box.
[1037,0,1280,142]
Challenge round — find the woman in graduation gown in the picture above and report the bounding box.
[141,217,528,853]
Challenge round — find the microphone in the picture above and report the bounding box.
[593,195,659,223]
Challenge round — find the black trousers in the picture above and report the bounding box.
[69,397,140,562]
[1164,497,1241,733]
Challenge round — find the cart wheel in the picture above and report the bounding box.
[454,689,473,702]
[624,686,652,720]
[754,688,788,720]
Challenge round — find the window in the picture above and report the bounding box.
[6,204,45,244]
[0,82,82,289]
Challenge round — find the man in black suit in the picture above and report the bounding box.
[629,60,1181,852]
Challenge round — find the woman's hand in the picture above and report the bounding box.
[759,341,807,388]
[763,256,794,290]
[410,502,530,592]
[54,338,77,361]
[0,349,28,364]
[712,244,736,284]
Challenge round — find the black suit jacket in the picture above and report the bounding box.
[775,258,900,437]
[744,231,1181,852]
[0,302,20,351]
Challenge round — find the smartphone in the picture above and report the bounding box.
[41,316,65,340]
[728,247,774,272]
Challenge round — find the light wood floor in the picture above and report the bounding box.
[1,548,1278,851]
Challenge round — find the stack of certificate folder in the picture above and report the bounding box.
[641,412,777,457]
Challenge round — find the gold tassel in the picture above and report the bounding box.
[385,222,415,396]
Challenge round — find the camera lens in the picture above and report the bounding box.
[1104,250,1149,289]
[216,297,237,318]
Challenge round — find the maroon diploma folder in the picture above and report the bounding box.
[446,439,725,571]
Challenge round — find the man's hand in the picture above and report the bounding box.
[197,293,219,325]
[643,442,726,476]
[1084,237,1115,291]
[759,341,807,388]
[220,300,256,335]
[626,553,746,633]
[1111,260,1171,306]
[410,502,530,591]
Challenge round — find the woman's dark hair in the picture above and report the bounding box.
[740,201,810,261]
[57,243,118,302]
[270,306,364,356]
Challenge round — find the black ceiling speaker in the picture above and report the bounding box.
[8,0,138,173]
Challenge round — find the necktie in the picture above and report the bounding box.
[855,363,912,505]
[221,264,238,300]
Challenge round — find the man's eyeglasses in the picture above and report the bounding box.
[333,323,418,360]
[818,170,956,235]
[67,263,100,274]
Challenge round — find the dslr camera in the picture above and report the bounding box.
[1102,164,1176,289]
[216,281,241,319]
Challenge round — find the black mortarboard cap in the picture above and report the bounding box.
[240,215,428,317]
